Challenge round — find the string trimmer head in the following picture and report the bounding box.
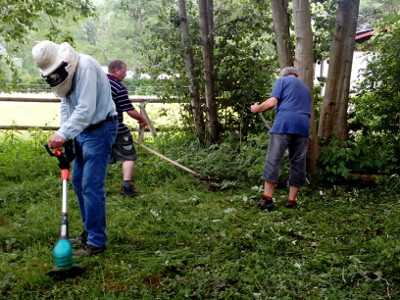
[45,140,85,280]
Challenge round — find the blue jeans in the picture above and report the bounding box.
[72,120,117,247]
[262,133,308,187]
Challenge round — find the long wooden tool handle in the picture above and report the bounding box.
[138,126,145,144]
[140,105,157,137]
[133,140,200,178]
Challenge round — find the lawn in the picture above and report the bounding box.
[1,129,399,299]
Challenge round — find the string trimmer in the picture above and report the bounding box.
[45,140,85,280]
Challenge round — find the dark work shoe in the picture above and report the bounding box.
[120,185,140,196]
[286,199,297,208]
[73,244,107,256]
[257,197,274,211]
[70,230,88,245]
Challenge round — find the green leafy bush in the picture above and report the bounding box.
[354,20,400,135]
[138,131,291,187]
[0,128,56,184]
[318,135,398,184]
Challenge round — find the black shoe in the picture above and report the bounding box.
[73,243,107,256]
[120,185,140,196]
[69,230,88,244]
[286,200,297,208]
[257,197,274,211]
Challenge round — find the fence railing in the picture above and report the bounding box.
[13,83,163,95]
[0,94,163,103]
[0,94,175,132]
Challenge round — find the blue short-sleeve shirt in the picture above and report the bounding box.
[270,76,311,136]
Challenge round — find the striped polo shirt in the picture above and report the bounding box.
[107,74,134,135]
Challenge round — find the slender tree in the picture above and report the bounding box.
[177,0,205,142]
[292,0,314,85]
[318,0,361,145]
[292,0,319,185]
[334,0,360,141]
[199,0,219,143]
[271,0,294,68]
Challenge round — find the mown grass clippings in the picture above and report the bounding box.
[1,131,400,299]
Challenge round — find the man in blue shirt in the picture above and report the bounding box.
[32,40,118,255]
[107,60,148,196]
[251,67,311,211]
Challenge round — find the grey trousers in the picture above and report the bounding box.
[261,133,308,187]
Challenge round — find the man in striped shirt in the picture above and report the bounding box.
[107,60,148,196]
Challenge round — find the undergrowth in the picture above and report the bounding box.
[1,130,400,299]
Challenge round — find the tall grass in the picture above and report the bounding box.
[1,129,399,299]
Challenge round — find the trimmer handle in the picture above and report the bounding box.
[45,139,75,170]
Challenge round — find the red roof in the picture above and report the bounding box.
[355,26,390,44]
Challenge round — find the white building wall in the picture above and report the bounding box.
[314,51,371,93]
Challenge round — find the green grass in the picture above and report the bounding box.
[1,131,400,299]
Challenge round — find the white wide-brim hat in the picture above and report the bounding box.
[32,40,64,77]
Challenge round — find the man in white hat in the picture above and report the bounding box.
[32,40,118,256]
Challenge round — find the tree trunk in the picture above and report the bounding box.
[334,0,360,141]
[271,0,294,68]
[318,0,360,145]
[177,0,205,142]
[199,0,219,143]
[292,0,320,186]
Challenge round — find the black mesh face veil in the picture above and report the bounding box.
[43,62,69,87]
